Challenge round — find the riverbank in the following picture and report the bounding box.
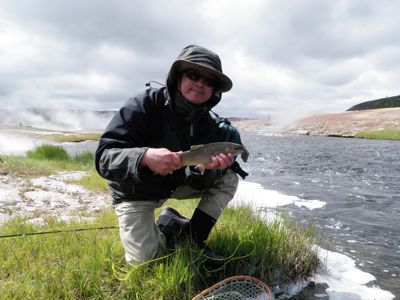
[0,145,320,299]
[3,109,400,144]
[284,107,400,140]
[0,131,397,299]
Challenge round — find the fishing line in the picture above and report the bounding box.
[108,240,257,283]
[109,251,177,281]
[201,239,257,273]
[0,225,118,239]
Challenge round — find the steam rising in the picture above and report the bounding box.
[0,109,116,131]
[0,109,116,156]
[0,133,44,156]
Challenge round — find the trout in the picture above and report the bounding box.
[177,142,249,167]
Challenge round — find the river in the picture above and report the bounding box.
[235,131,399,299]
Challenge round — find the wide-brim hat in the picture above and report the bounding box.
[168,45,233,93]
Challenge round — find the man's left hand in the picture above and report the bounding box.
[204,152,234,170]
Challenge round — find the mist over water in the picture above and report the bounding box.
[0,133,44,156]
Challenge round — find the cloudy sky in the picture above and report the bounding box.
[1,0,399,124]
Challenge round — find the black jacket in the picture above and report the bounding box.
[95,87,241,202]
[95,45,243,203]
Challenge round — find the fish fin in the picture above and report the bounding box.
[195,164,206,175]
[189,144,204,151]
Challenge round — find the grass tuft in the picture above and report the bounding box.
[72,151,94,166]
[1,145,101,186]
[355,128,400,140]
[209,207,319,285]
[26,144,70,161]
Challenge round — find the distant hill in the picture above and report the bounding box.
[347,95,400,111]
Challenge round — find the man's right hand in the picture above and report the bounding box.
[140,148,182,176]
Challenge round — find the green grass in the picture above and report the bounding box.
[27,144,70,161]
[355,128,400,140]
[72,167,109,192]
[1,144,95,179]
[0,144,321,298]
[45,133,101,143]
[1,144,108,193]
[0,211,122,299]
[0,204,320,299]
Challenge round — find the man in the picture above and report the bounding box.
[95,44,245,264]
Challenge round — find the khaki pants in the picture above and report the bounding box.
[114,169,239,263]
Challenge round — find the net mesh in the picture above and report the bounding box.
[193,276,272,300]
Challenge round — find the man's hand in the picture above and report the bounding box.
[140,148,182,176]
[203,152,234,170]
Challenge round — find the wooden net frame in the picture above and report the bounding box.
[192,275,273,300]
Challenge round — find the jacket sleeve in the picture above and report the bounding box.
[95,93,152,183]
[218,122,242,144]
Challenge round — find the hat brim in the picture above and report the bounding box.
[172,60,233,92]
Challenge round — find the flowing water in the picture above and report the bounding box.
[238,131,399,299]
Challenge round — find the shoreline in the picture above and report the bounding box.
[2,111,400,142]
[0,169,395,299]
[0,137,396,299]
[283,107,400,139]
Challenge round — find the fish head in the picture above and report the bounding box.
[227,143,249,162]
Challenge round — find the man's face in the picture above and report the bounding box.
[179,69,216,105]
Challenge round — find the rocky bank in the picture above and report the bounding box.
[0,171,111,225]
[285,107,400,137]
[231,108,400,138]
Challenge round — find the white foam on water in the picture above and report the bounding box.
[294,199,327,209]
[231,180,326,210]
[231,180,395,299]
[313,246,395,300]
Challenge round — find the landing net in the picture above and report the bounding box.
[192,275,273,300]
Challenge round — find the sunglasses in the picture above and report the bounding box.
[183,69,218,88]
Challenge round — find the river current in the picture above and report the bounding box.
[237,131,399,299]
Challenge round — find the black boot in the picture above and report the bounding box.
[157,207,189,247]
[185,209,226,268]
[185,208,216,247]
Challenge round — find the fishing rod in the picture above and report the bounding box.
[0,225,118,239]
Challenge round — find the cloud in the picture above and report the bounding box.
[1,0,400,126]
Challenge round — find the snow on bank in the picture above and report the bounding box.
[231,180,395,300]
[0,171,111,225]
